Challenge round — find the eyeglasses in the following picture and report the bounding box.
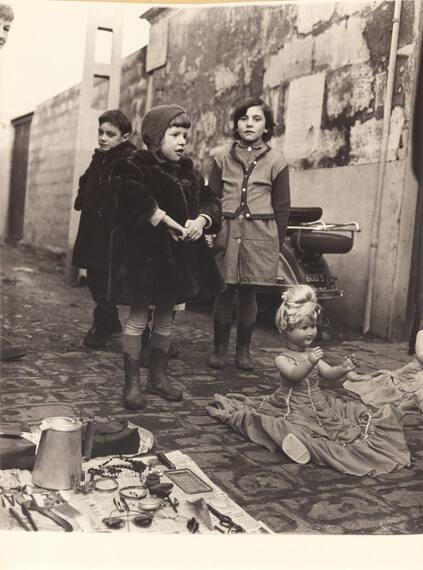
[103,509,154,531]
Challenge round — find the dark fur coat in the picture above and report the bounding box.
[72,140,136,271]
[109,150,225,305]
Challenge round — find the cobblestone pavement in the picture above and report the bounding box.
[1,243,422,535]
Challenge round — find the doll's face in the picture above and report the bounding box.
[160,126,189,162]
[236,105,267,145]
[98,122,129,152]
[286,316,317,350]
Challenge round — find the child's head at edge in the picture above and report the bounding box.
[275,285,321,336]
[141,104,191,162]
[232,97,275,144]
[98,109,132,153]
[0,3,14,50]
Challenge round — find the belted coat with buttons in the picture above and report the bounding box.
[72,140,137,271]
[108,149,225,305]
[209,142,291,286]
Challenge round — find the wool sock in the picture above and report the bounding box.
[122,333,141,359]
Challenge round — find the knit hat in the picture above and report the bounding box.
[141,104,186,150]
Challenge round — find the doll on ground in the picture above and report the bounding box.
[344,330,423,415]
[206,285,410,476]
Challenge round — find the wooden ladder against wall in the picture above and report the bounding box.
[65,6,123,282]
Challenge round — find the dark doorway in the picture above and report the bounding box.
[407,42,423,350]
[7,112,33,242]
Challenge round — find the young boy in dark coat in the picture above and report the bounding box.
[110,104,224,409]
[72,110,136,348]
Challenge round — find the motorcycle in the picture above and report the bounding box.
[256,206,360,335]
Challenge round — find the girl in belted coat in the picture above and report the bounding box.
[109,104,224,409]
[208,97,291,371]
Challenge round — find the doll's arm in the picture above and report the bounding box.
[271,166,291,250]
[318,354,359,381]
[415,330,423,365]
[275,347,323,383]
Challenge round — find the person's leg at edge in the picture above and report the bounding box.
[84,267,121,348]
[208,286,235,369]
[122,303,150,409]
[147,302,183,401]
[236,285,257,370]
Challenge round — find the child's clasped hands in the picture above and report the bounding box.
[164,215,207,242]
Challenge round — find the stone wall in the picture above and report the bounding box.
[132,1,419,335]
[137,2,417,174]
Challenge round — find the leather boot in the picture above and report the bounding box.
[147,347,183,402]
[208,322,231,369]
[139,327,151,368]
[123,335,144,410]
[235,322,254,370]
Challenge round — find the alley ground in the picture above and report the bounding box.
[1,242,422,535]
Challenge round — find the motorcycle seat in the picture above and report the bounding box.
[290,231,353,255]
[288,207,323,225]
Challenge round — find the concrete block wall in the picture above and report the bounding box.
[22,47,144,253]
[24,86,80,251]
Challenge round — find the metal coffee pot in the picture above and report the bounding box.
[32,417,83,490]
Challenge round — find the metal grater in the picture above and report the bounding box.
[164,469,212,494]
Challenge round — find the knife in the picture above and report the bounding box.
[157,452,176,470]
[21,503,38,531]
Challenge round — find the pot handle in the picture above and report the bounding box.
[82,419,96,460]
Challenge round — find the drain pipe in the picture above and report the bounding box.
[363,0,403,334]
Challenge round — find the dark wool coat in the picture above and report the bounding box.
[109,150,225,305]
[72,140,137,271]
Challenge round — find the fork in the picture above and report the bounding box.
[46,492,81,518]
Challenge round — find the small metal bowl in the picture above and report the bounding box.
[138,497,162,511]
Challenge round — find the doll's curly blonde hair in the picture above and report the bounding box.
[275,285,321,333]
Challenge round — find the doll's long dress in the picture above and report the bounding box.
[206,354,410,476]
[343,359,423,413]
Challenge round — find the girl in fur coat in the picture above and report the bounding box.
[110,104,224,409]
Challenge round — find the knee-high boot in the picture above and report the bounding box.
[208,321,231,369]
[236,322,254,370]
[147,336,183,402]
[139,326,151,368]
[123,334,145,409]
